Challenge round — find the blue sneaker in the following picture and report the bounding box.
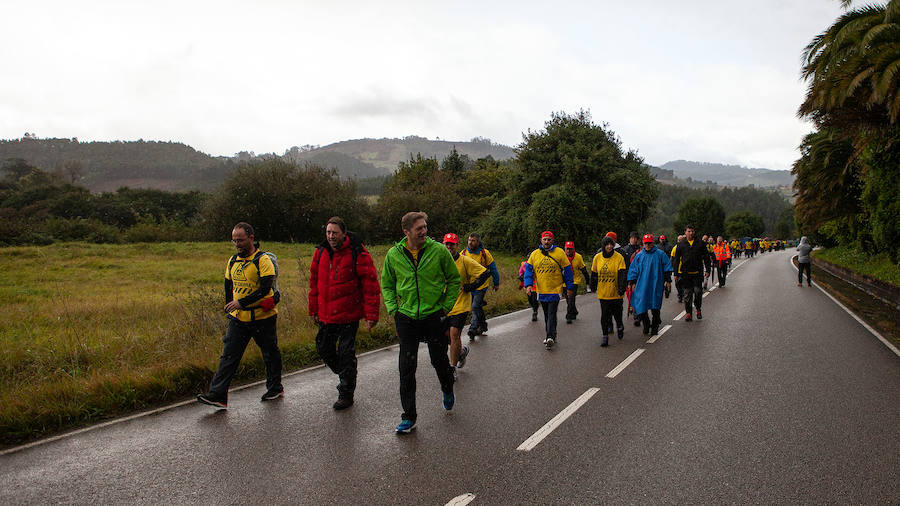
[395,419,416,433]
[442,391,455,410]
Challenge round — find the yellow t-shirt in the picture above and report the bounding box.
[461,247,495,290]
[567,252,586,285]
[526,247,571,296]
[225,251,276,322]
[448,255,487,316]
[591,251,625,300]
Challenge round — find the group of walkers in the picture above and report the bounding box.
[197,213,501,434]
[195,213,791,434]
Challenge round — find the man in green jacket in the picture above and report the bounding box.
[381,211,461,433]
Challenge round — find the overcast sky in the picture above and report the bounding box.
[1,0,849,170]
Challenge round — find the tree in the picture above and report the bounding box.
[196,159,370,243]
[673,197,725,238]
[483,110,657,253]
[774,208,796,239]
[725,211,765,239]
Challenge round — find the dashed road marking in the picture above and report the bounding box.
[516,388,600,451]
[446,493,476,505]
[606,349,645,378]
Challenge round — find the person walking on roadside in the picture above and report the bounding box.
[442,233,491,379]
[381,212,460,433]
[590,236,627,346]
[460,233,500,341]
[563,241,590,324]
[672,225,711,322]
[308,216,381,410]
[627,234,673,336]
[198,222,283,409]
[796,236,812,287]
[713,236,732,288]
[523,231,575,349]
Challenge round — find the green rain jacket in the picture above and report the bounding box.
[380,236,461,319]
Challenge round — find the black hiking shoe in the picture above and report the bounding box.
[197,393,227,409]
[333,396,354,410]
[261,388,284,401]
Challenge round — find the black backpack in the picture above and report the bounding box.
[228,250,281,304]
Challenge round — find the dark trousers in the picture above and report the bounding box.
[675,276,685,299]
[315,321,358,398]
[599,298,624,335]
[209,316,282,399]
[540,300,560,339]
[683,273,704,313]
[565,284,579,321]
[639,309,661,331]
[798,262,811,285]
[528,291,539,314]
[395,312,454,422]
[469,288,487,333]
[717,260,729,286]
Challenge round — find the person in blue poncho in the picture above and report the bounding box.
[627,234,673,337]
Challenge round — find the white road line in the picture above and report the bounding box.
[516,387,600,451]
[647,325,671,344]
[702,291,710,298]
[708,285,717,292]
[606,348,645,378]
[790,256,900,357]
[446,493,476,505]
[674,310,686,321]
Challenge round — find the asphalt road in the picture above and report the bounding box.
[2,250,898,505]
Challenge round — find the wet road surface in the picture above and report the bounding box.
[2,250,898,504]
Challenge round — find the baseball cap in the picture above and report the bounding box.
[659,235,666,241]
[442,233,458,244]
[564,241,574,249]
[541,231,554,239]
[642,234,654,243]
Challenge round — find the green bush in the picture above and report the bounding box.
[40,218,122,243]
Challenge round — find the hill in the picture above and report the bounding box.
[660,160,794,188]
[0,137,234,192]
[1,135,516,191]
[287,136,516,178]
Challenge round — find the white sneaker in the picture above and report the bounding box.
[457,345,470,368]
[545,338,555,349]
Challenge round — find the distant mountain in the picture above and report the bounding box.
[287,136,516,178]
[659,160,793,188]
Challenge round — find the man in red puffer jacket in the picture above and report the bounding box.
[309,216,381,410]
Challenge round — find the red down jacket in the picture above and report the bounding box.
[308,233,381,324]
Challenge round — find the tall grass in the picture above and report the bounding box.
[0,241,533,446]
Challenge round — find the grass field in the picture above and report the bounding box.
[0,241,535,446]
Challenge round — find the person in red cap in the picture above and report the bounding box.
[523,230,575,349]
[442,233,491,379]
[563,241,590,324]
[307,216,381,410]
[657,234,672,256]
[626,234,673,336]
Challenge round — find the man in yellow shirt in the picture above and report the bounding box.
[523,231,575,349]
[563,241,591,324]
[442,233,491,379]
[198,222,283,408]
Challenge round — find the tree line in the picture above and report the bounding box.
[1,110,793,251]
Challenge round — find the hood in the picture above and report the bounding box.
[799,236,809,245]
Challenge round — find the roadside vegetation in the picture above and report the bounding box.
[0,242,531,447]
[812,246,900,287]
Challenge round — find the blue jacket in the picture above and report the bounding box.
[626,246,673,314]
